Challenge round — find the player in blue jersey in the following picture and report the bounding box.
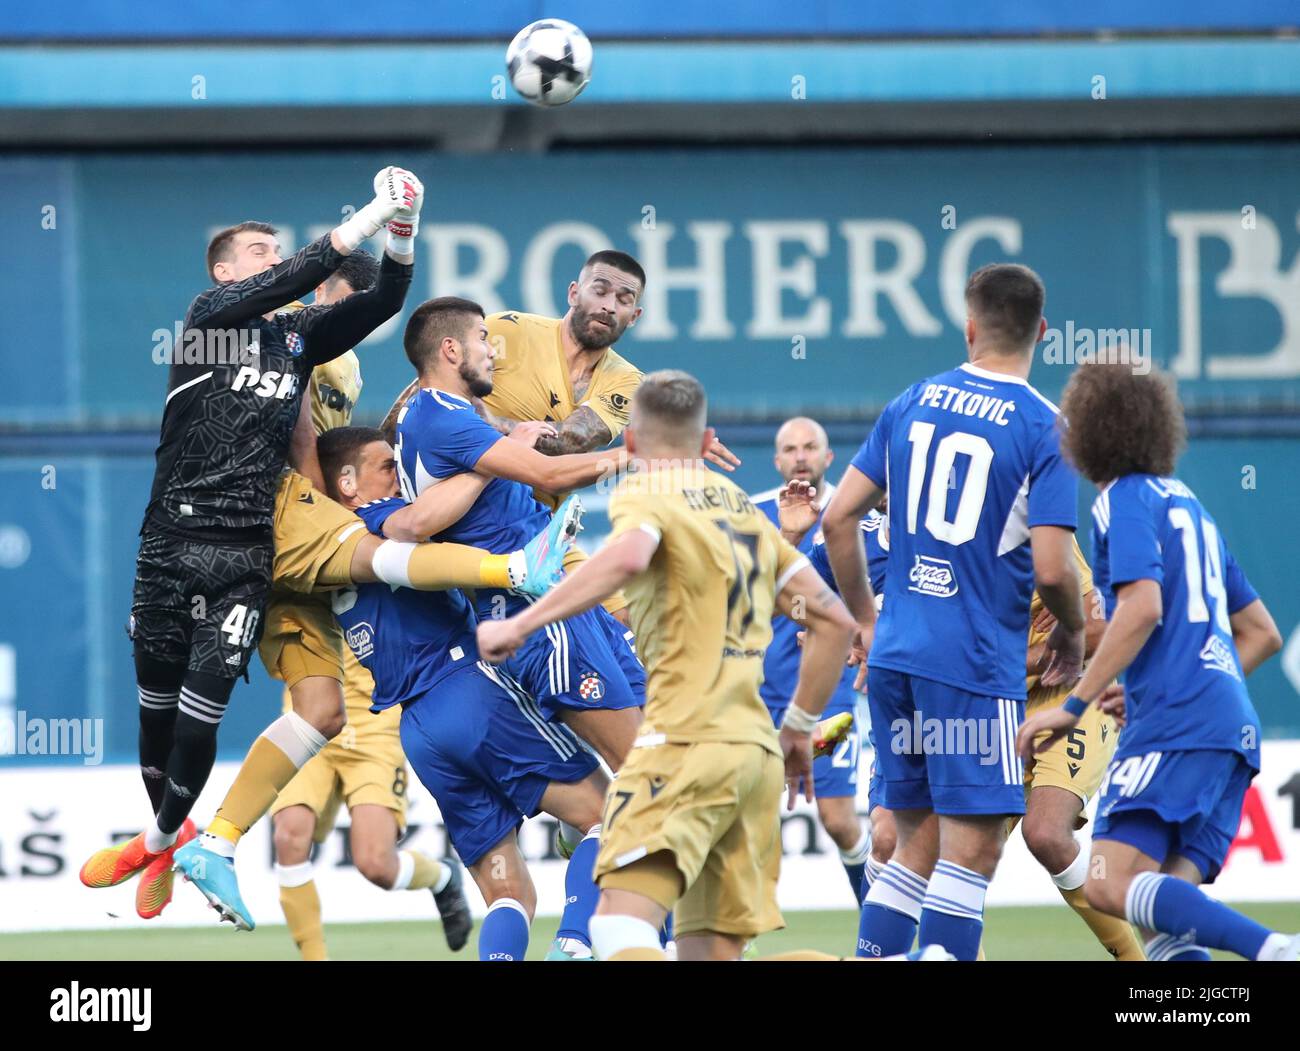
[314,426,609,961]
[1018,363,1295,962]
[822,264,1088,960]
[391,298,643,767]
[752,417,871,902]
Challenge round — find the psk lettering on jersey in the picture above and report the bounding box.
[917,383,1017,426]
[230,365,300,400]
[682,485,755,514]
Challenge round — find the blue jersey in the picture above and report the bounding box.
[753,488,855,715]
[808,509,890,599]
[331,497,481,712]
[1092,474,1261,768]
[394,387,552,618]
[852,362,1077,699]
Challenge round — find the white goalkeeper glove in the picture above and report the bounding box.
[384,168,424,256]
[336,166,423,253]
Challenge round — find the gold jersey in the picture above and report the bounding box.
[310,350,363,434]
[608,463,807,756]
[1026,536,1096,696]
[483,311,642,440]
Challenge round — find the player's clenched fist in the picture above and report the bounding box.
[335,165,426,254]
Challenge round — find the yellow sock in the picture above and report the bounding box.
[407,543,512,590]
[976,942,987,961]
[401,850,444,891]
[280,881,328,961]
[210,736,304,844]
[1060,885,1146,960]
[608,947,667,961]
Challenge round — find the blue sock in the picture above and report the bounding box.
[555,826,600,948]
[838,827,871,905]
[1127,872,1272,961]
[856,860,925,957]
[660,910,674,948]
[918,860,989,961]
[479,898,530,961]
[1145,933,1212,962]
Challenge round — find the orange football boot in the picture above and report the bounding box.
[135,818,198,919]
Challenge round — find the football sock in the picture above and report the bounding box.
[480,898,530,961]
[590,914,664,961]
[204,712,327,852]
[919,860,989,961]
[555,825,601,949]
[154,672,234,835]
[1144,933,1210,962]
[391,850,444,892]
[143,816,177,853]
[856,860,925,957]
[839,827,872,903]
[137,685,179,814]
[1126,872,1273,960]
[1061,886,1146,960]
[362,539,514,591]
[863,854,887,898]
[277,863,328,961]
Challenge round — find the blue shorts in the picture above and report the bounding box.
[865,665,1026,816]
[597,606,646,707]
[1093,748,1254,883]
[502,605,642,722]
[766,697,860,799]
[398,662,599,866]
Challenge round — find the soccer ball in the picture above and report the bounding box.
[506,19,593,107]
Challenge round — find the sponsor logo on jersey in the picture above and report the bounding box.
[1199,635,1242,681]
[907,555,959,598]
[230,365,300,400]
[607,392,630,412]
[578,673,604,701]
[316,382,355,415]
[346,621,375,661]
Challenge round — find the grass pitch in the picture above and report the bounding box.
[4,902,1298,961]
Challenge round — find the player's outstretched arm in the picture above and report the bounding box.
[292,250,415,368]
[287,395,326,492]
[774,565,857,809]
[821,465,882,685]
[1230,598,1283,676]
[380,473,488,542]
[533,405,613,455]
[1016,577,1160,761]
[474,435,628,495]
[476,528,656,662]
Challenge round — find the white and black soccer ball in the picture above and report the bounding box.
[506,19,593,107]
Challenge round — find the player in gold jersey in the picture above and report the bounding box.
[478,371,858,961]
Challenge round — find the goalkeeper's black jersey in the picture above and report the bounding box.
[142,234,412,542]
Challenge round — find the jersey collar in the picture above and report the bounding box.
[423,387,472,407]
[959,361,1030,387]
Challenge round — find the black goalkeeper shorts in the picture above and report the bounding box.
[130,532,273,680]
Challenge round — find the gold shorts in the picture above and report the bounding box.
[271,710,408,838]
[272,470,370,594]
[594,740,785,940]
[258,590,344,688]
[1021,682,1119,816]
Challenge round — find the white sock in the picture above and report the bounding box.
[198,831,237,859]
[391,850,415,891]
[431,860,452,894]
[1256,932,1290,961]
[839,827,872,866]
[864,854,887,889]
[144,817,178,854]
[371,539,417,588]
[589,915,663,961]
[275,860,314,888]
[1050,834,1091,892]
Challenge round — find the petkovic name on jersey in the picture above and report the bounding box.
[908,554,959,598]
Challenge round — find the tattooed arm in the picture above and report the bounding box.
[532,405,614,456]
